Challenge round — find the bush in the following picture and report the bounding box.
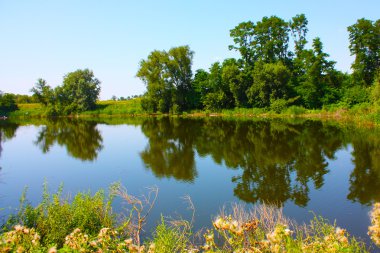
[284,105,307,115]
[0,93,18,113]
[342,85,370,106]
[3,184,114,247]
[270,98,288,113]
[152,217,190,253]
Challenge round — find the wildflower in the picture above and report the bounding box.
[16,246,24,253]
[201,244,211,251]
[125,238,133,245]
[14,225,23,232]
[335,227,345,236]
[205,233,214,242]
[369,202,380,246]
[284,228,293,236]
[148,242,155,251]
[213,217,224,229]
[48,246,57,253]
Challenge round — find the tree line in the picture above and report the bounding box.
[137,15,380,113]
[1,14,379,115]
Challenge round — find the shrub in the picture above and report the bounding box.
[270,98,288,113]
[3,184,114,247]
[284,105,307,115]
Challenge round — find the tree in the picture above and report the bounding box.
[0,92,18,112]
[30,78,54,106]
[229,21,256,67]
[221,58,247,107]
[166,46,194,111]
[137,46,194,113]
[58,69,101,113]
[348,18,380,86]
[295,38,338,108]
[289,14,309,55]
[247,61,291,107]
[230,16,292,68]
[191,69,210,109]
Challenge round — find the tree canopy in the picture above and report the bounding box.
[30,69,101,115]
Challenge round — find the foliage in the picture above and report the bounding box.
[342,85,370,106]
[0,92,18,113]
[58,69,101,114]
[369,203,380,247]
[30,69,101,115]
[247,61,291,107]
[137,46,194,113]
[152,217,190,253]
[0,194,371,252]
[3,183,114,247]
[348,18,380,86]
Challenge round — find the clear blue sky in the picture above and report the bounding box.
[0,1,379,99]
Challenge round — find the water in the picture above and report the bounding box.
[0,117,379,245]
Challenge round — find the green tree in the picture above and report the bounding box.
[166,46,194,111]
[230,16,292,67]
[229,21,256,67]
[137,50,172,113]
[58,69,101,114]
[137,46,194,113]
[295,38,339,108]
[191,69,210,109]
[221,58,247,107]
[201,62,234,110]
[0,92,18,113]
[289,14,308,56]
[30,78,55,106]
[247,61,291,107]
[348,18,380,86]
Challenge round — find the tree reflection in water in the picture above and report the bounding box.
[34,119,103,161]
[3,117,378,207]
[139,117,380,207]
[0,121,19,171]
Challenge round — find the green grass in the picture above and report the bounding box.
[7,99,380,126]
[80,99,144,116]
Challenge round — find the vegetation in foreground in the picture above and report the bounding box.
[1,184,378,252]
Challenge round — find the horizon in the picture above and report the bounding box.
[0,1,379,100]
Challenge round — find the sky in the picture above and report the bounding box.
[0,1,379,100]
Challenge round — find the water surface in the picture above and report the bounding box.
[0,117,379,245]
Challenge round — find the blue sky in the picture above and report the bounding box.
[0,1,379,99]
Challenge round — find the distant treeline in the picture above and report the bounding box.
[137,15,380,113]
[1,14,379,116]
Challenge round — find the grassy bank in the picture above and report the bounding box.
[6,99,380,126]
[1,184,379,252]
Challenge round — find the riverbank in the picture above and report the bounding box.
[5,100,380,127]
[1,184,378,252]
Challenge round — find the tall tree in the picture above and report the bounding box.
[289,14,309,56]
[137,50,172,112]
[166,46,194,111]
[137,46,194,113]
[229,16,292,68]
[348,18,380,86]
